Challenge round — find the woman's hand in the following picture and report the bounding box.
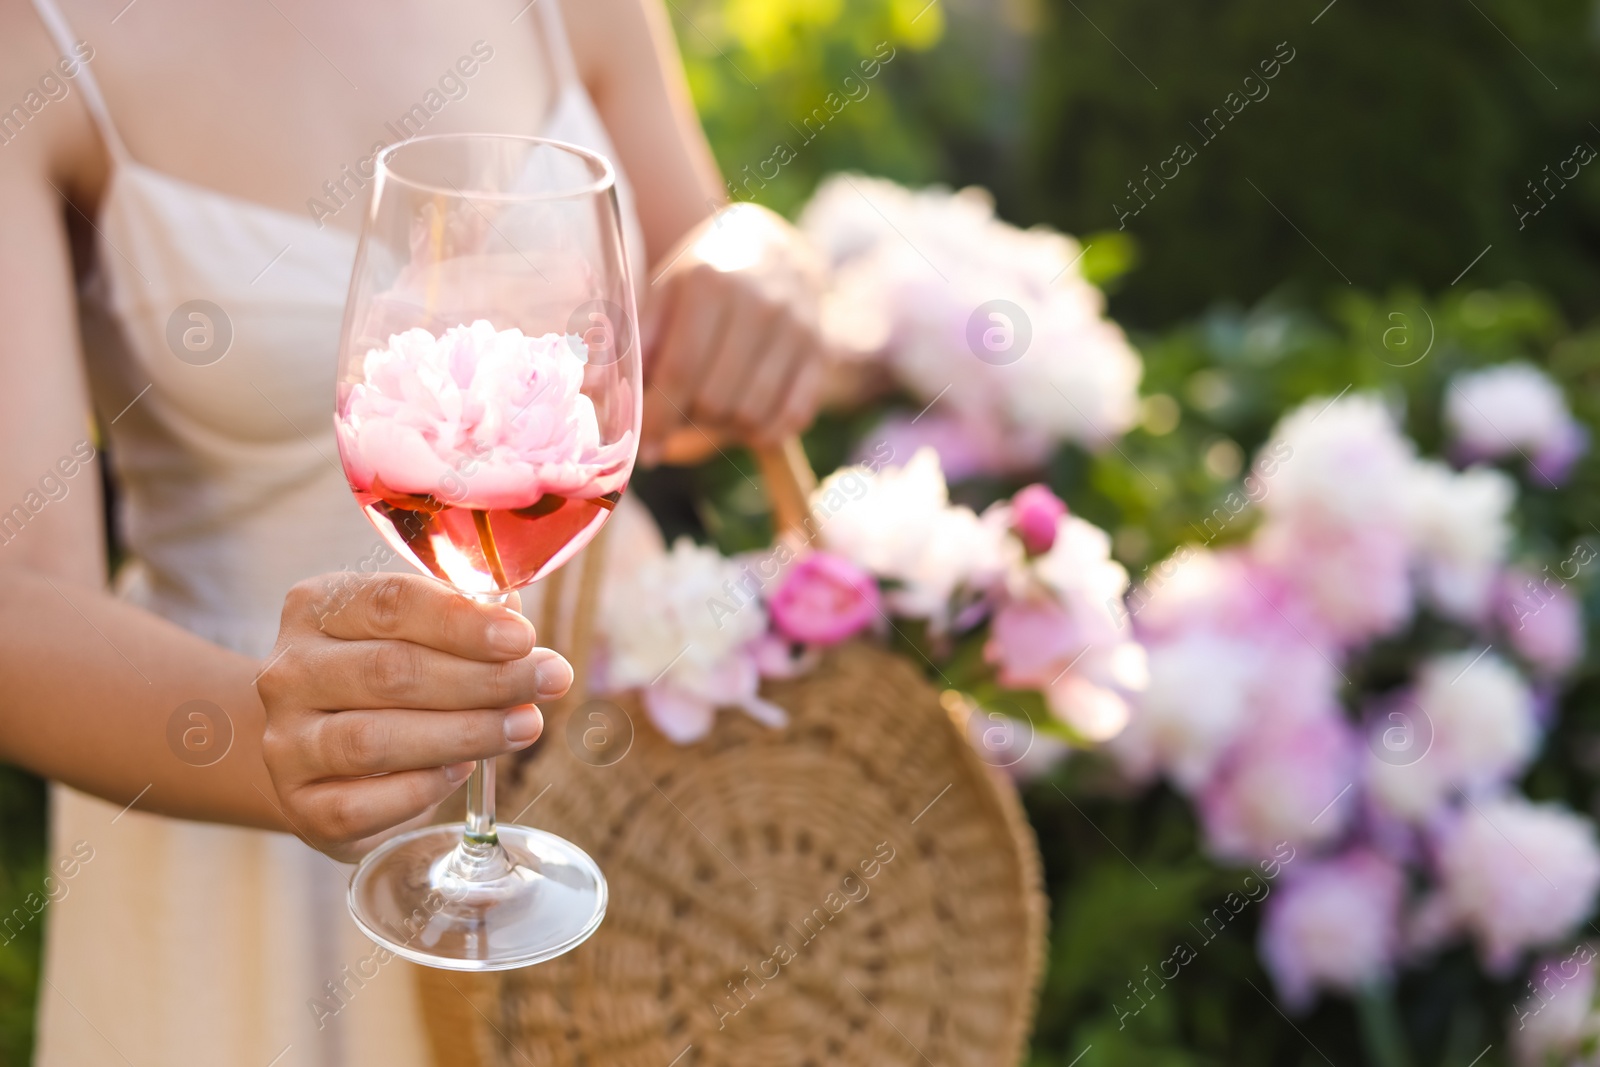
[640,203,833,464]
[258,572,571,861]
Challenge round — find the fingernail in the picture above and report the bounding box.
[504,706,542,744]
[445,762,475,784]
[487,617,533,656]
[534,656,574,698]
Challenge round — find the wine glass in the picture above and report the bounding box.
[332,134,639,970]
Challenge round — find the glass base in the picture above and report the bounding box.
[348,822,607,971]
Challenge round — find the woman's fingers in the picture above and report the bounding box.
[296,766,477,846]
[295,638,571,712]
[638,204,830,458]
[727,320,808,438]
[641,269,726,460]
[688,294,779,426]
[308,572,535,662]
[263,572,566,856]
[765,348,828,444]
[305,705,543,779]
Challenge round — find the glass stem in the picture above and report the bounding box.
[464,757,497,846]
[461,589,510,862]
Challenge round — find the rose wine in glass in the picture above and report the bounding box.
[333,134,639,970]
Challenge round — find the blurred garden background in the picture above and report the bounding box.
[658,0,1600,1064]
[9,0,1600,1063]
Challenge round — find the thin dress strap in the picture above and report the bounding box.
[28,0,131,162]
[533,0,583,91]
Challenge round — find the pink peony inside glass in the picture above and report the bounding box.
[335,320,634,595]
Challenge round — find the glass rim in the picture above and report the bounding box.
[375,133,617,202]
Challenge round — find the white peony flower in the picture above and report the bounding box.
[1368,651,1538,821]
[1407,460,1515,622]
[600,538,784,743]
[800,174,1143,467]
[1253,394,1420,643]
[1112,632,1260,790]
[1446,363,1588,484]
[815,448,1013,623]
[1433,794,1600,973]
[1261,394,1418,531]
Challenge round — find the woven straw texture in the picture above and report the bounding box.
[417,640,1047,1067]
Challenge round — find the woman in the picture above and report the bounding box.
[0,0,830,1062]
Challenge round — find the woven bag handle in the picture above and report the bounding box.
[752,437,819,537]
[550,438,816,703]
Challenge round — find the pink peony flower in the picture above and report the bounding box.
[1500,568,1586,677]
[984,596,1083,689]
[1114,629,1334,793]
[1254,516,1414,647]
[766,551,881,646]
[1131,546,1331,650]
[1431,794,1600,974]
[858,410,1052,482]
[1113,631,1260,790]
[1260,849,1406,1011]
[987,508,1144,744]
[1010,483,1069,555]
[1510,945,1600,1066]
[1198,711,1360,862]
[1115,546,1342,792]
[335,320,633,510]
[1531,420,1589,487]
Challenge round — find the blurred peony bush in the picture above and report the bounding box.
[1121,387,1599,1011]
[602,173,1600,1065]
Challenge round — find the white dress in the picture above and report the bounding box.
[27,1,651,1064]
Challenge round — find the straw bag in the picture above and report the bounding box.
[415,442,1047,1067]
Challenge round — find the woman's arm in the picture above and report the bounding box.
[0,8,569,857]
[560,0,724,264]
[563,0,832,464]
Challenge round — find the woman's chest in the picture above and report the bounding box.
[62,0,559,238]
[56,0,571,444]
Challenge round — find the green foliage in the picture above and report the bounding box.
[666,0,1035,218]
[0,768,46,1066]
[1023,0,1600,327]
